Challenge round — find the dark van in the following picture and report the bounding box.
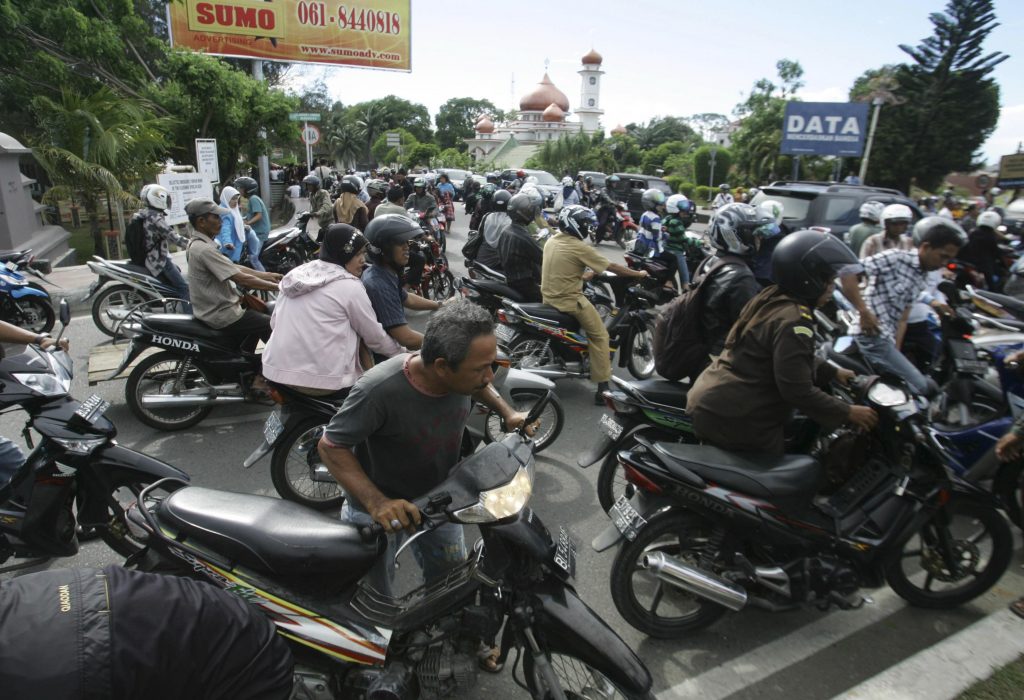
[609,173,673,221]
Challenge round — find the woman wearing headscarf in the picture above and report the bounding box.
[261,224,402,399]
[216,185,266,271]
[333,176,369,231]
[435,173,456,233]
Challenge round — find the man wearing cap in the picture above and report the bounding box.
[184,199,282,350]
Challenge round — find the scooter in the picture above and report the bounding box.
[84,256,188,337]
[0,266,54,334]
[126,396,654,700]
[258,212,317,274]
[0,301,190,571]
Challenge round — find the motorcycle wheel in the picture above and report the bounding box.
[625,322,656,380]
[484,389,564,453]
[508,335,557,371]
[125,351,214,431]
[524,651,655,700]
[270,416,345,510]
[98,469,159,558]
[609,510,729,637]
[11,296,55,334]
[92,284,149,337]
[994,460,1024,529]
[268,250,303,275]
[883,497,1013,608]
[596,430,690,513]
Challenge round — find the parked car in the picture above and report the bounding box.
[498,168,561,202]
[608,173,674,221]
[577,170,607,190]
[436,168,472,200]
[749,181,922,239]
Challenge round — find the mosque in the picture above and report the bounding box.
[464,49,624,167]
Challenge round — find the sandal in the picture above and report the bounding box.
[477,644,504,674]
[1010,597,1024,620]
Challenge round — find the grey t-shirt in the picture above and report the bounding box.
[323,354,471,502]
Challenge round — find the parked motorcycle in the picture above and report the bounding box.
[0,248,53,282]
[594,375,1013,638]
[244,352,564,510]
[0,302,190,570]
[127,395,654,700]
[84,256,188,337]
[259,212,318,274]
[0,265,54,333]
[112,311,267,431]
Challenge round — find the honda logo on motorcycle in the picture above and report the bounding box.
[151,335,200,352]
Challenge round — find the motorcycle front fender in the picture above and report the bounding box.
[499,367,556,395]
[889,478,1002,547]
[591,490,675,552]
[108,340,145,380]
[530,578,652,694]
[10,285,49,299]
[577,416,644,468]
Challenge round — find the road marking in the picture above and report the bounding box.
[657,588,905,699]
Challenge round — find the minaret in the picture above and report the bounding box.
[576,49,604,134]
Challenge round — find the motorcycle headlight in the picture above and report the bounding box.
[867,382,909,408]
[51,437,107,455]
[453,466,533,524]
[13,372,70,397]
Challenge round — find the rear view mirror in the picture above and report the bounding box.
[59,299,70,326]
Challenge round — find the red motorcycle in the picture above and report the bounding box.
[412,233,455,301]
[595,201,639,249]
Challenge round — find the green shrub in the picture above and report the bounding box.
[695,185,713,203]
[677,181,696,197]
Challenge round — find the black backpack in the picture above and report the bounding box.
[125,214,147,267]
[653,255,742,381]
[461,229,484,261]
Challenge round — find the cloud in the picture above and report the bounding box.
[798,87,850,103]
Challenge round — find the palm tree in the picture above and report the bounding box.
[355,102,391,167]
[31,87,168,255]
[327,122,361,170]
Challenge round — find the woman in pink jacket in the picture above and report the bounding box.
[261,224,402,399]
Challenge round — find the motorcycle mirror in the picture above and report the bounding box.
[58,299,70,326]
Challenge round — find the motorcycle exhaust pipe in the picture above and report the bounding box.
[642,551,748,611]
[140,394,247,407]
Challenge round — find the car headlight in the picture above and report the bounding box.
[867,382,909,407]
[13,372,70,397]
[453,466,533,524]
[52,437,107,454]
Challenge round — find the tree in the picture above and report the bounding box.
[641,141,697,175]
[371,128,419,164]
[433,148,472,169]
[729,60,804,183]
[435,97,499,150]
[328,122,362,169]
[694,146,733,188]
[625,117,700,151]
[354,100,391,168]
[406,143,438,169]
[685,113,730,143]
[374,96,433,142]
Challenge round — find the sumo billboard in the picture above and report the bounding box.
[779,102,870,157]
[167,0,411,71]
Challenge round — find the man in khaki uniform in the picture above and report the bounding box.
[541,205,648,404]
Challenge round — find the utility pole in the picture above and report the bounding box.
[858,97,884,184]
[708,146,718,197]
[251,60,271,204]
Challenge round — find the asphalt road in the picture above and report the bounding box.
[3,208,1022,699]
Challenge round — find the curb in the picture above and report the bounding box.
[832,607,1024,699]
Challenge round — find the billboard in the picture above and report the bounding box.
[997,153,1024,188]
[167,0,411,71]
[779,102,870,157]
[157,172,215,226]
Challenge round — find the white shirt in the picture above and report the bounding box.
[287,184,301,198]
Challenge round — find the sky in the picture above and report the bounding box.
[279,0,1023,166]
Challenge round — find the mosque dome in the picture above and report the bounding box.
[520,73,570,112]
[542,103,565,122]
[475,116,494,133]
[581,49,603,65]
[610,124,627,136]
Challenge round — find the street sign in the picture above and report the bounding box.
[780,102,870,157]
[289,112,321,122]
[997,154,1024,188]
[195,139,219,183]
[157,172,214,226]
[301,125,321,146]
[386,131,401,147]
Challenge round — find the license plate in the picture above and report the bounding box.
[599,413,623,440]
[72,394,110,426]
[494,324,516,343]
[610,495,647,542]
[553,526,577,578]
[263,410,284,445]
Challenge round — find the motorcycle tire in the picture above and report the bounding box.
[625,321,657,380]
[270,416,345,510]
[483,389,564,453]
[507,334,557,371]
[10,296,55,334]
[266,250,303,275]
[610,509,729,637]
[524,651,655,700]
[596,429,690,513]
[883,497,1013,609]
[426,269,456,301]
[994,460,1024,529]
[92,284,149,337]
[97,469,162,558]
[125,351,214,431]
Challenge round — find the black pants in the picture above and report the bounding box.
[223,309,272,353]
[509,278,542,303]
[406,249,426,288]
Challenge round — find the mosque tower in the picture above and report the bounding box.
[576,49,604,134]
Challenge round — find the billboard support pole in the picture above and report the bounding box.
[304,122,313,174]
[858,98,883,184]
[792,156,800,181]
[251,61,272,204]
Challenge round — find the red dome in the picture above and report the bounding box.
[475,116,494,133]
[542,103,565,122]
[581,49,603,65]
[519,73,570,112]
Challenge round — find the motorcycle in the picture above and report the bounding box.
[126,395,655,700]
[0,265,54,333]
[112,310,267,431]
[244,352,564,510]
[466,261,617,323]
[0,248,53,282]
[594,375,1013,638]
[84,256,188,337]
[595,201,638,249]
[0,301,190,570]
[411,233,456,302]
[259,212,318,274]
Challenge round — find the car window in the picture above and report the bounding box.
[753,192,814,221]
[629,179,646,190]
[651,180,672,195]
[822,197,860,228]
[526,170,559,186]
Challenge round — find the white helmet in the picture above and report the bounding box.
[141,184,171,211]
[757,199,784,226]
[665,193,690,214]
[977,210,1002,229]
[561,176,573,187]
[858,201,885,223]
[525,175,539,185]
[990,187,1003,197]
[881,203,913,225]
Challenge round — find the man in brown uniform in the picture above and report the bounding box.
[687,230,878,455]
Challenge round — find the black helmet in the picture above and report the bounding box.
[911,215,968,248]
[584,175,593,186]
[480,183,497,200]
[339,174,362,195]
[557,205,598,240]
[772,230,860,303]
[303,174,321,189]
[364,214,421,261]
[233,176,258,195]
[508,192,540,224]
[491,189,512,212]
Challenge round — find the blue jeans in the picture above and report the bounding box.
[341,500,467,597]
[158,259,191,311]
[672,251,690,286]
[854,334,931,395]
[246,229,266,272]
[0,436,26,489]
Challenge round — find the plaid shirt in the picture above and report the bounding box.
[849,249,928,342]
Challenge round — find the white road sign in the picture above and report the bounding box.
[195,139,220,183]
[157,172,214,226]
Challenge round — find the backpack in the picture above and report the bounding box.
[461,228,484,260]
[653,255,742,381]
[125,214,147,268]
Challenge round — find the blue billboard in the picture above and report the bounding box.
[779,102,870,157]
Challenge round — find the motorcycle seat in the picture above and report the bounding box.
[626,379,689,409]
[471,279,524,302]
[515,304,581,331]
[976,289,1024,319]
[142,314,240,343]
[108,259,159,278]
[159,487,380,576]
[651,443,822,511]
[470,260,507,282]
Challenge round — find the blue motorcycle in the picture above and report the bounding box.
[0,264,53,333]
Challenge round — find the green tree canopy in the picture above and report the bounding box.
[625,117,700,151]
[406,143,439,170]
[435,97,499,150]
[694,146,733,188]
[371,127,419,164]
[729,59,804,183]
[641,141,698,175]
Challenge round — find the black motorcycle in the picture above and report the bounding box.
[127,395,655,699]
[594,375,1013,638]
[258,212,318,274]
[0,302,190,569]
[113,311,266,431]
